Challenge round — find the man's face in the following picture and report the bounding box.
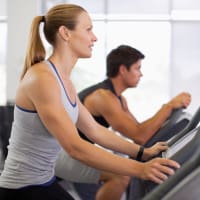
[122,59,143,88]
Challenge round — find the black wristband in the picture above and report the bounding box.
[136,146,144,161]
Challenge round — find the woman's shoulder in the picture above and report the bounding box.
[30,61,50,73]
[21,61,57,91]
[27,61,54,79]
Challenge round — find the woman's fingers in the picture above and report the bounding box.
[145,158,180,184]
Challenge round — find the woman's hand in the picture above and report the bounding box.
[140,157,180,184]
[143,142,168,161]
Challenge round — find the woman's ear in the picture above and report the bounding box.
[58,26,70,41]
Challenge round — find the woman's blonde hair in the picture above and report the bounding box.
[21,4,86,79]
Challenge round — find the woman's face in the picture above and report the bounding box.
[68,11,97,58]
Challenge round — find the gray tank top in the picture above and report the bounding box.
[0,60,79,188]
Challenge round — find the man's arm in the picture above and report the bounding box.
[85,89,191,145]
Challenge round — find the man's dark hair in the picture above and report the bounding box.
[106,45,145,78]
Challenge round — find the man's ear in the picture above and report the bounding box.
[119,64,127,75]
[58,25,70,41]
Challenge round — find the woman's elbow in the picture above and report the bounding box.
[64,138,88,162]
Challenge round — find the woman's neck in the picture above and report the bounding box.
[48,51,77,79]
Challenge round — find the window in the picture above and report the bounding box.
[4,0,200,115]
[41,0,200,118]
[72,17,171,120]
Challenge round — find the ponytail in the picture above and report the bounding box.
[20,16,46,80]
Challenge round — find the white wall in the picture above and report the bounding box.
[170,21,200,114]
[6,0,42,102]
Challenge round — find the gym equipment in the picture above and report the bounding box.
[144,108,191,148]
[167,106,200,146]
[143,130,200,200]
[162,167,200,200]
[0,104,14,173]
[128,106,200,200]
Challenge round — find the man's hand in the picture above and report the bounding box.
[168,92,191,109]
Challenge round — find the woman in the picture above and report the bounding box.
[0,4,180,200]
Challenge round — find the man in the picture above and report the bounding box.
[73,45,191,200]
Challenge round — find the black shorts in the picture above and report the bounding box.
[0,179,74,200]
